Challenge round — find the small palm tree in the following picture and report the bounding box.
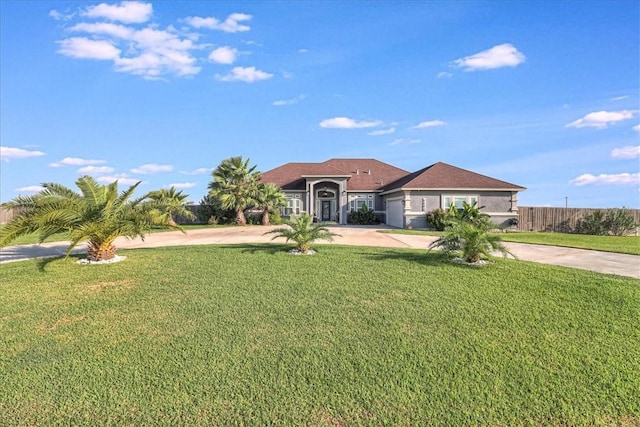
[0,176,181,261]
[147,186,196,225]
[256,183,286,226]
[429,218,514,263]
[265,213,340,253]
[208,156,260,226]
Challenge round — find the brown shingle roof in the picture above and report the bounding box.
[261,160,525,192]
[260,158,409,191]
[383,162,526,191]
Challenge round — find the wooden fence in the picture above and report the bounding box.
[517,206,640,234]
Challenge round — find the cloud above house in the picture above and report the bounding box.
[633,124,640,132]
[182,13,252,32]
[451,43,526,71]
[49,157,106,167]
[611,145,640,159]
[180,167,214,175]
[53,5,261,80]
[368,127,395,136]
[1,146,45,161]
[208,46,239,64]
[411,120,446,129]
[319,117,382,129]
[610,95,629,101]
[166,182,196,189]
[97,174,141,185]
[130,163,173,174]
[570,172,640,186]
[566,110,637,129]
[77,165,115,174]
[16,185,45,193]
[215,66,273,83]
[272,94,306,106]
[81,1,153,24]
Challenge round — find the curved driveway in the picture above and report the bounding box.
[1,225,639,279]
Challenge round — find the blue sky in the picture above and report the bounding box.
[1,0,639,207]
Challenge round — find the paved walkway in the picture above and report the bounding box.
[1,226,639,279]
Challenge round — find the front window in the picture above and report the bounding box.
[349,194,374,211]
[283,194,301,215]
[443,195,478,210]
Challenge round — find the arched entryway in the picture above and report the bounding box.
[315,187,337,222]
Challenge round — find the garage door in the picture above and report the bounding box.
[386,199,404,228]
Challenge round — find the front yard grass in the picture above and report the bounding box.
[380,229,640,255]
[1,245,638,425]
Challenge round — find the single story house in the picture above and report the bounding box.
[260,158,526,228]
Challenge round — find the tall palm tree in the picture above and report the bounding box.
[208,156,260,226]
[256,183,286,226]
[147,186,196,225]
[0,176,180,261]
[265,213,340,253]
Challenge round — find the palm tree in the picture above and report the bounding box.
[265,213,340,253]
[147,186,196,225]
[256,183,286,226]
[0,176,180,261]
[429,218,513,263]
[208,156,260,226]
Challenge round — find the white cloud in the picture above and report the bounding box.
[16,185,45,193]
[437,71,452,79]
[82,1,153,24]
[298,48,308,53]
[61,20,201,79]
[610,95,629,101]
[570,172,640,186]
[633,124,640,132]
[77,165,115,174]
[451,43,526,71]
[390,138,421,146]
[50,157,106,167]
[611,145,640,159]
[368,127,395,136]
[215,66,273,83]
[272,94,306,106]
[319,117,382,129]
[1,146,45,161]
[57,37,121,60]
[130,163,173,174]
[97,175,141,185]
[566,110,637,129]
[180,167,213,175]
[49,9,74,21]
[183,13,252,32]
[412,120,446,129]
[166,182,196,189]
[208,46,238,64]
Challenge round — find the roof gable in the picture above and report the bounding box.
[384,162,526,191]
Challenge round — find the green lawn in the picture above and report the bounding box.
[1,245,638,425]
[380,229,640,255]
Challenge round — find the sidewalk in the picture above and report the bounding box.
[1,226,639,279]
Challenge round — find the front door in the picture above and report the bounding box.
[321,201,331,222]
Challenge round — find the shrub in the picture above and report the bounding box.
[576,208,637,236]
[197,194,236,225]
[426,208,447,231]
[348,204,380,225]
[269,209,283,225]
[605,207,637,236]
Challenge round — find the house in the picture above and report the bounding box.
[260,158,526,228]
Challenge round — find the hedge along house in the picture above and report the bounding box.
[260,159,526,228]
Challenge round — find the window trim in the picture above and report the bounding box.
[442,195,479,210]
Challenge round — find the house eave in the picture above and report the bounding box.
[301,174,352,178]
[380,187,526,195]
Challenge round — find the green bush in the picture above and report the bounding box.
[604,207,637,236]
[576,208,637,236]
[426,208,448,231]
[197,194,236,224]
[348,204,381,225]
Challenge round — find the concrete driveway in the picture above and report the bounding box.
[1,225,639,279]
